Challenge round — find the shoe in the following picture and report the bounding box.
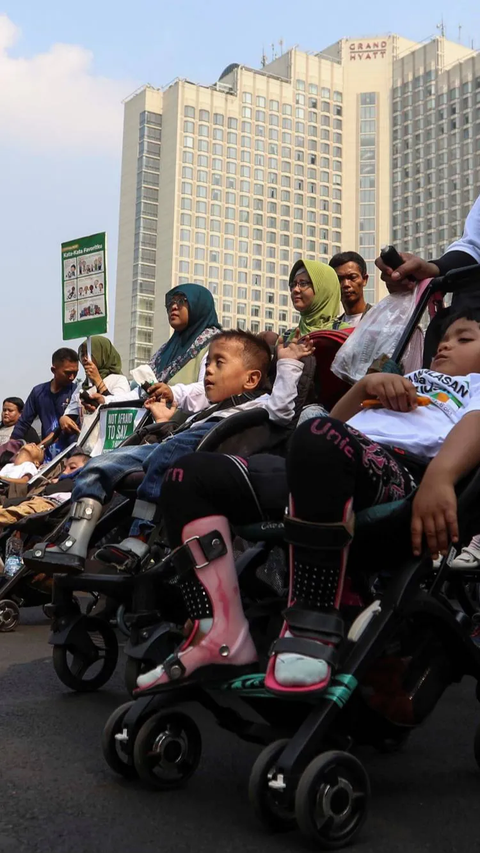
[94,537,149,570]
[450,547,480,570]
[23,543,84,574]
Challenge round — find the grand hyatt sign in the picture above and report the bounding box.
[349,40,387,60]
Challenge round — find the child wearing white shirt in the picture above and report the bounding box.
[0,444,45,483]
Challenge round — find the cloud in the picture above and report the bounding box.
[0,14,136,152]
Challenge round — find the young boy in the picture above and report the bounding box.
[24,330,313,573]
[133,311,480,693]
[0,443,45,483]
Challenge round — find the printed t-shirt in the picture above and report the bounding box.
[348,369,480,461]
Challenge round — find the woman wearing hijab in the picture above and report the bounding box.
[150,283,221,387]
[288,259,343,339]
[60,337,130,434]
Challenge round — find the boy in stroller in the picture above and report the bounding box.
[24,329,313,574]
[134,310,480,692]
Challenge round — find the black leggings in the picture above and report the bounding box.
[159,417,418,547]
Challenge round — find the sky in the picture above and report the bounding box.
[1,0,480,399]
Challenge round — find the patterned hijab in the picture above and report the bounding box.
[79,336,123,389]
[151,283,221,383]
[288,259,342,339]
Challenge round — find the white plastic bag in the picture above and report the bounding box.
[331,291,416,384]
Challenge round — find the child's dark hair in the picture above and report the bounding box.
[66,450,91,463]
[52,347,79,366]
[441,309,480,337]
[211,329,272,381]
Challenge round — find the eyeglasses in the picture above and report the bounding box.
[166,293,188,310]
[288,278,313,292]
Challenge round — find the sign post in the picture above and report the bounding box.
[61,232,108,340]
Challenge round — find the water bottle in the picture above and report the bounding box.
[4,532,24,578]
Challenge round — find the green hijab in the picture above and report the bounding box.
[79,336,123,388]
[288,259,342,339]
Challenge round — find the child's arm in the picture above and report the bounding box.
[411,411,480,557]
[149,381,208,414]
[331,373,418,422]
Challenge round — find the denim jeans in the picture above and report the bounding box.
[130,421,216,534]
[71,420,216,517]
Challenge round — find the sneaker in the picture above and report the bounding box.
[450,547,480,570]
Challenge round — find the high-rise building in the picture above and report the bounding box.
[115,34,478,372]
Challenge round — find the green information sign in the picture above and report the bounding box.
[61,232,107,340]
[103,409,139,450]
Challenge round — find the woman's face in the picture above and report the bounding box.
[2,402,21,426]
[289,270,315,313]
[167,294,189,332]
[79,347,97,368]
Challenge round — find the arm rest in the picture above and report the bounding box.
[196,408,270,452]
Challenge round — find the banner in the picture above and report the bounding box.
[61,232,107,340]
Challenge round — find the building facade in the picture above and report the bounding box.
[115,34,477,372]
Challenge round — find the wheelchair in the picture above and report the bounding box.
[100,265,480,848]
[0,399,151,633]
[99,448,480,849]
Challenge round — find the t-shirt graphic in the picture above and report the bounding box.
[407,369,470,422]
[348,368,480,461]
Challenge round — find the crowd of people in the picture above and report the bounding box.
[2,192,480,698]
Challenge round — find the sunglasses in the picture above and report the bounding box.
[166,293,188,310]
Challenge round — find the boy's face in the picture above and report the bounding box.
[51,360,78,387]
[21,444,45,466]
[63,455,87,476]
[431,319,480,375]
[204,339,262,403]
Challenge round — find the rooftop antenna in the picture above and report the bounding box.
[436,18,445,38]
[458,24,462,43]
[279,38,284,55]
[261,46,267,67]
[271,43,276,62]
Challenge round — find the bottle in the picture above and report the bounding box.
[4,531,24,578]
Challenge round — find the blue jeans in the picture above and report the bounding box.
[71,421,215,520]
[130,421,215,534]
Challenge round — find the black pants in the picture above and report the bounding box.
[159,417,418,547]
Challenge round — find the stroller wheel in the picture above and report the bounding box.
[248,739,297,832]
[116,604,134,638]
[102,701,138,779]
[52,617,119,692]
[295,751,370,850]
[0,599,20,632]
[133,710,202,790]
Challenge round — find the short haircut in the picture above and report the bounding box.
[66,450,91,463]
[211,329,272,381]
[329,251,367,278]
[441,308,480,337]
[3,396,24,412]
[52,347,79,366]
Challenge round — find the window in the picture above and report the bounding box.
[184,105,195,117]
[199,109,210,121]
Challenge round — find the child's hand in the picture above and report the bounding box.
[144,397,178,423]
[147,382,174,403]
[362,373,418,413]
[411,474,458,558]
[277,329,315,361]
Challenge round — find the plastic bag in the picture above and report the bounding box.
[331,291,416,384]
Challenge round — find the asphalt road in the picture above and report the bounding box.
[1,606,480,853]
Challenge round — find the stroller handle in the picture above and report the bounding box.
[391,264,480,365]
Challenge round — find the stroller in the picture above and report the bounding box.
[101,265,480,850]
[0,399,150,632]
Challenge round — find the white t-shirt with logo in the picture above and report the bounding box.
[348,369,480,461]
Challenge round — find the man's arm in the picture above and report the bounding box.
[411,411,480,557]
[11,389,37,439]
